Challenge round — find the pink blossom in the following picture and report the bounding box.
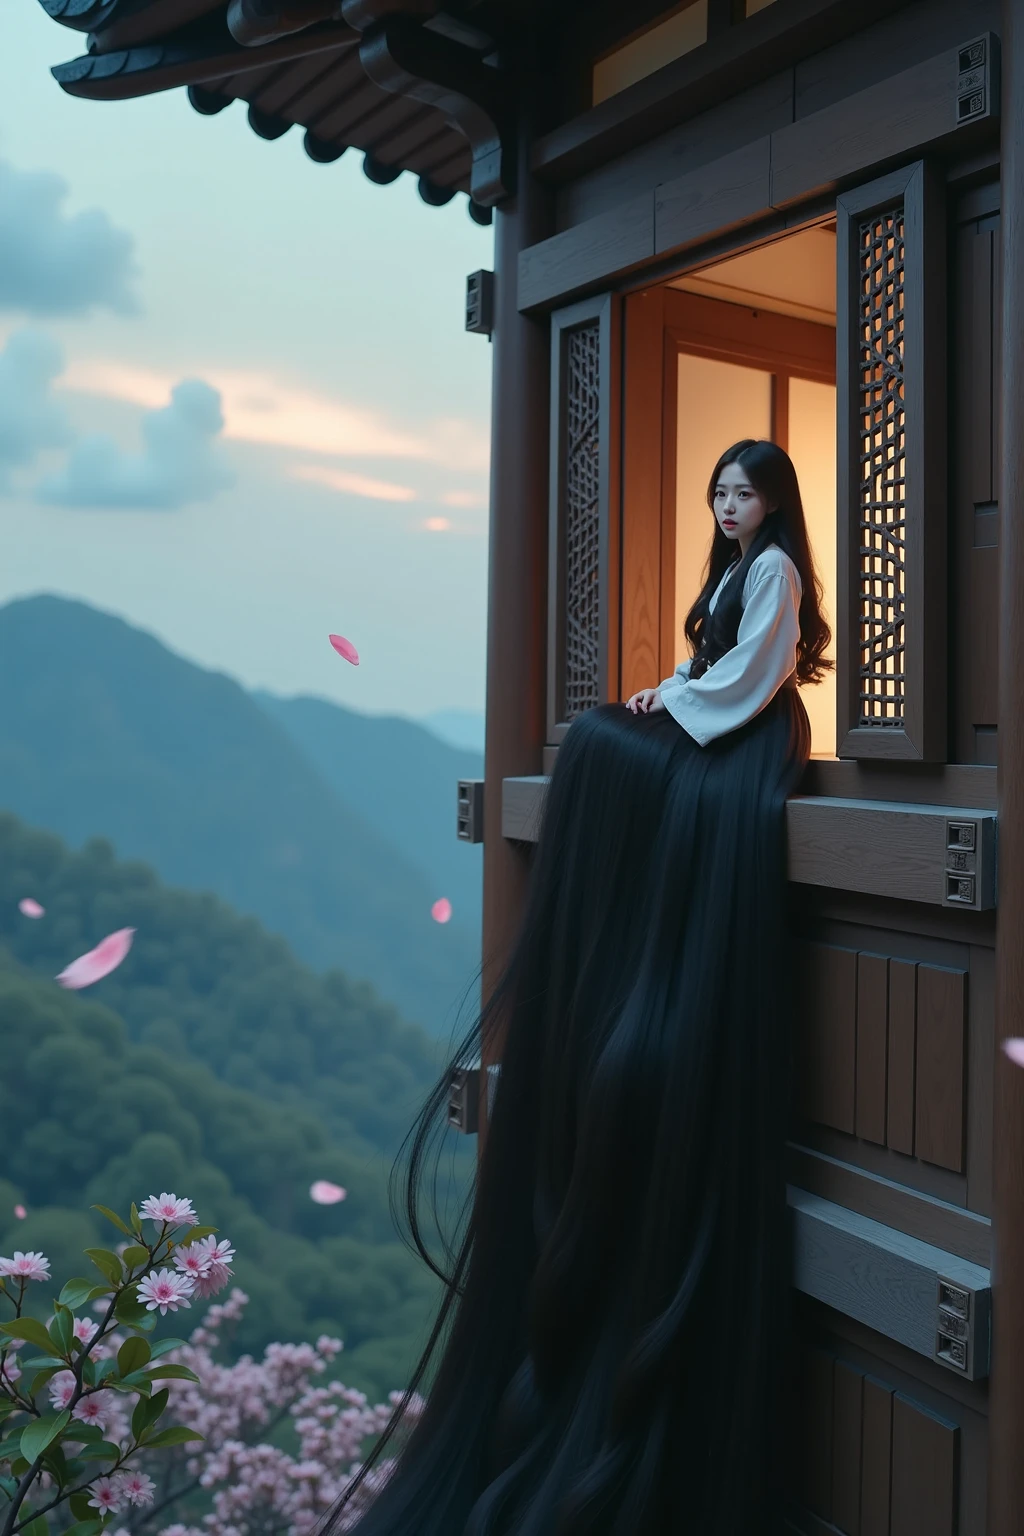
[115,1470,156,1507]
[138,1268,195,1315]
[1004,1038,1024,1068]
[187,1236,235,1299]
[56,927,135,989]
[73,1316,99,1345]
[328,633,360,666]
[0,1250,50,1282]
[173,1245,213,1283]
[1,1356,21,1384]
[309,1181,346,1206]
[88,1477,123,1514]
[431,897,452,924]
[13,1204,26,1220]
[48,1370,77,1410]
[74,1390,114,1428]
[18,898,44,918]
[139,1192,198,1227]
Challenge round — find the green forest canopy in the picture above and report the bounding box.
[0,815,475,1398]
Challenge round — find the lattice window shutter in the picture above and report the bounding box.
[547,295,621,743]
[836,162,947,761]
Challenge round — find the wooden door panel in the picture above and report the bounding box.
[915,966,967,1174]
[855,953,889,1146]
[787,1351,961,1536]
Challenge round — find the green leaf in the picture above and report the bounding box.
[84,1250,123,1287]
[9,1456,30,1477]
[63,1520,103,1536]
[69,1442,120,1462]
[1,1319,59,1355]
[65,1423,104,1444]
[110,1370,151,1395]
[92,1358,118,1383]
[148,1338,187,1360]
[130,1203,142,1236]
[117,1336,150,1377]
[143,1387,168,1429]
[70,1490,95,1521]
[147,1363,199,1383]
[91,1206,133,1239]
[59,1279,108,1310]
[176,1226,217,1246]
[120,1245,150,1270]
[20,1409,70,1464]
[49,1309,73,1357]
[138,1424,202,1448]
[41,1440,69,1484]
[21,1516,48,1536]
[27,1368,60,1398]
[0,1401,14,1421]
[112,1291,148,1328]
[130,1394,148,1442]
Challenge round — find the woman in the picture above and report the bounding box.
[333,440,831,1536]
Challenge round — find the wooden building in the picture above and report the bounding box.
[33,1,1024,1530]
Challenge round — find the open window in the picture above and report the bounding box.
[621,222,838,757]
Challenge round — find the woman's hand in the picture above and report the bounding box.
[625,687,665,714]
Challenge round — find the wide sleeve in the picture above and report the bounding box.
[658,658,692,691]
[658,569,800,746]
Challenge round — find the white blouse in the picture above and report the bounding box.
[657,544,802,746]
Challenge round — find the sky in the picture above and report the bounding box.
[0,6,494,720]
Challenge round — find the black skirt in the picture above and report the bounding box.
[343,688,811,1536]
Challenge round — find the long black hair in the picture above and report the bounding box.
[684,439,832,683]
[330,687,810,1535]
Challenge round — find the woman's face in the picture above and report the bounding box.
[712,461,773,552]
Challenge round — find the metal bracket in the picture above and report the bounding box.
[955,33,1000,127]
[457,779,484,842]
[943,814,997,910]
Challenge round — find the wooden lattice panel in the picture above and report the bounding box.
[562,322,602,720]
[856,206,907,729]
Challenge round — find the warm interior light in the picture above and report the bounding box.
[592,0,708,106]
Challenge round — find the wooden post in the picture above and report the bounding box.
[991,2,1024,1529]
[480,128,553,1041]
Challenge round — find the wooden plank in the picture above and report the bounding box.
[966,945,994,1217]
[786,799,996,910]
[662,286,836,381]
[798,761,996,810]
[890,1393,959,1536]
[800,1350,835,1520]
[655,136,771,256]
[788,1188,991,1379]
[621,289,666,701]
[856,953,890,1146]
[860,1376,894,1536]
[501,776,547,842]
[831,1361,864,1534]
[887,959,918,1155]
[915,966,967,1173]
[518,193,654,312]
[786,1144,992,1267]
[797,942,857,1135]
[771,50,957,209]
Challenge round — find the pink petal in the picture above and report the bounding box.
[309,1180,347,1206]
[18,898,44,919]
[1003,1038,1024,1068]
[431,898,452,925]
[328,634,360,666]
[13,1206,26,1220]
[56,927,136,990]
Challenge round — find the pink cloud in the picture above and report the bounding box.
[292,464,416,502]
[60,358,490,471]
[439,490,486,509]
[423,516,451,532]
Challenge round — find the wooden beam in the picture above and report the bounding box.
[517,192,654,313]
[529,0,910,186]
[990,0,1024,1526]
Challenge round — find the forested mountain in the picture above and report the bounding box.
[0,595,479,1034]
[0,814,466,1397]
[255,690,482,940]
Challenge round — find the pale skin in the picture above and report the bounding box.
[625,461,777,713]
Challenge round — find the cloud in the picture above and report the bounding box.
[0,329,72,488]
[423,516,452,532]
[290,463,416,502]
[62,357,490,471]
[0,161,136,317]
[39,379,234,511]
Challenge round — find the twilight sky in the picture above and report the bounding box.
[0,6,494,719]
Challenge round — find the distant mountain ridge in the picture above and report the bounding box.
[0,595,480,1033]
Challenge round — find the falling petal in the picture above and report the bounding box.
[13,1205,26,1220]
[431,898,452,925]
[328,634,360,666]
[309,1180,347,1206]
[18,898,44,919]
[1003,1038,1024,1068]
[56,928,135,990]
